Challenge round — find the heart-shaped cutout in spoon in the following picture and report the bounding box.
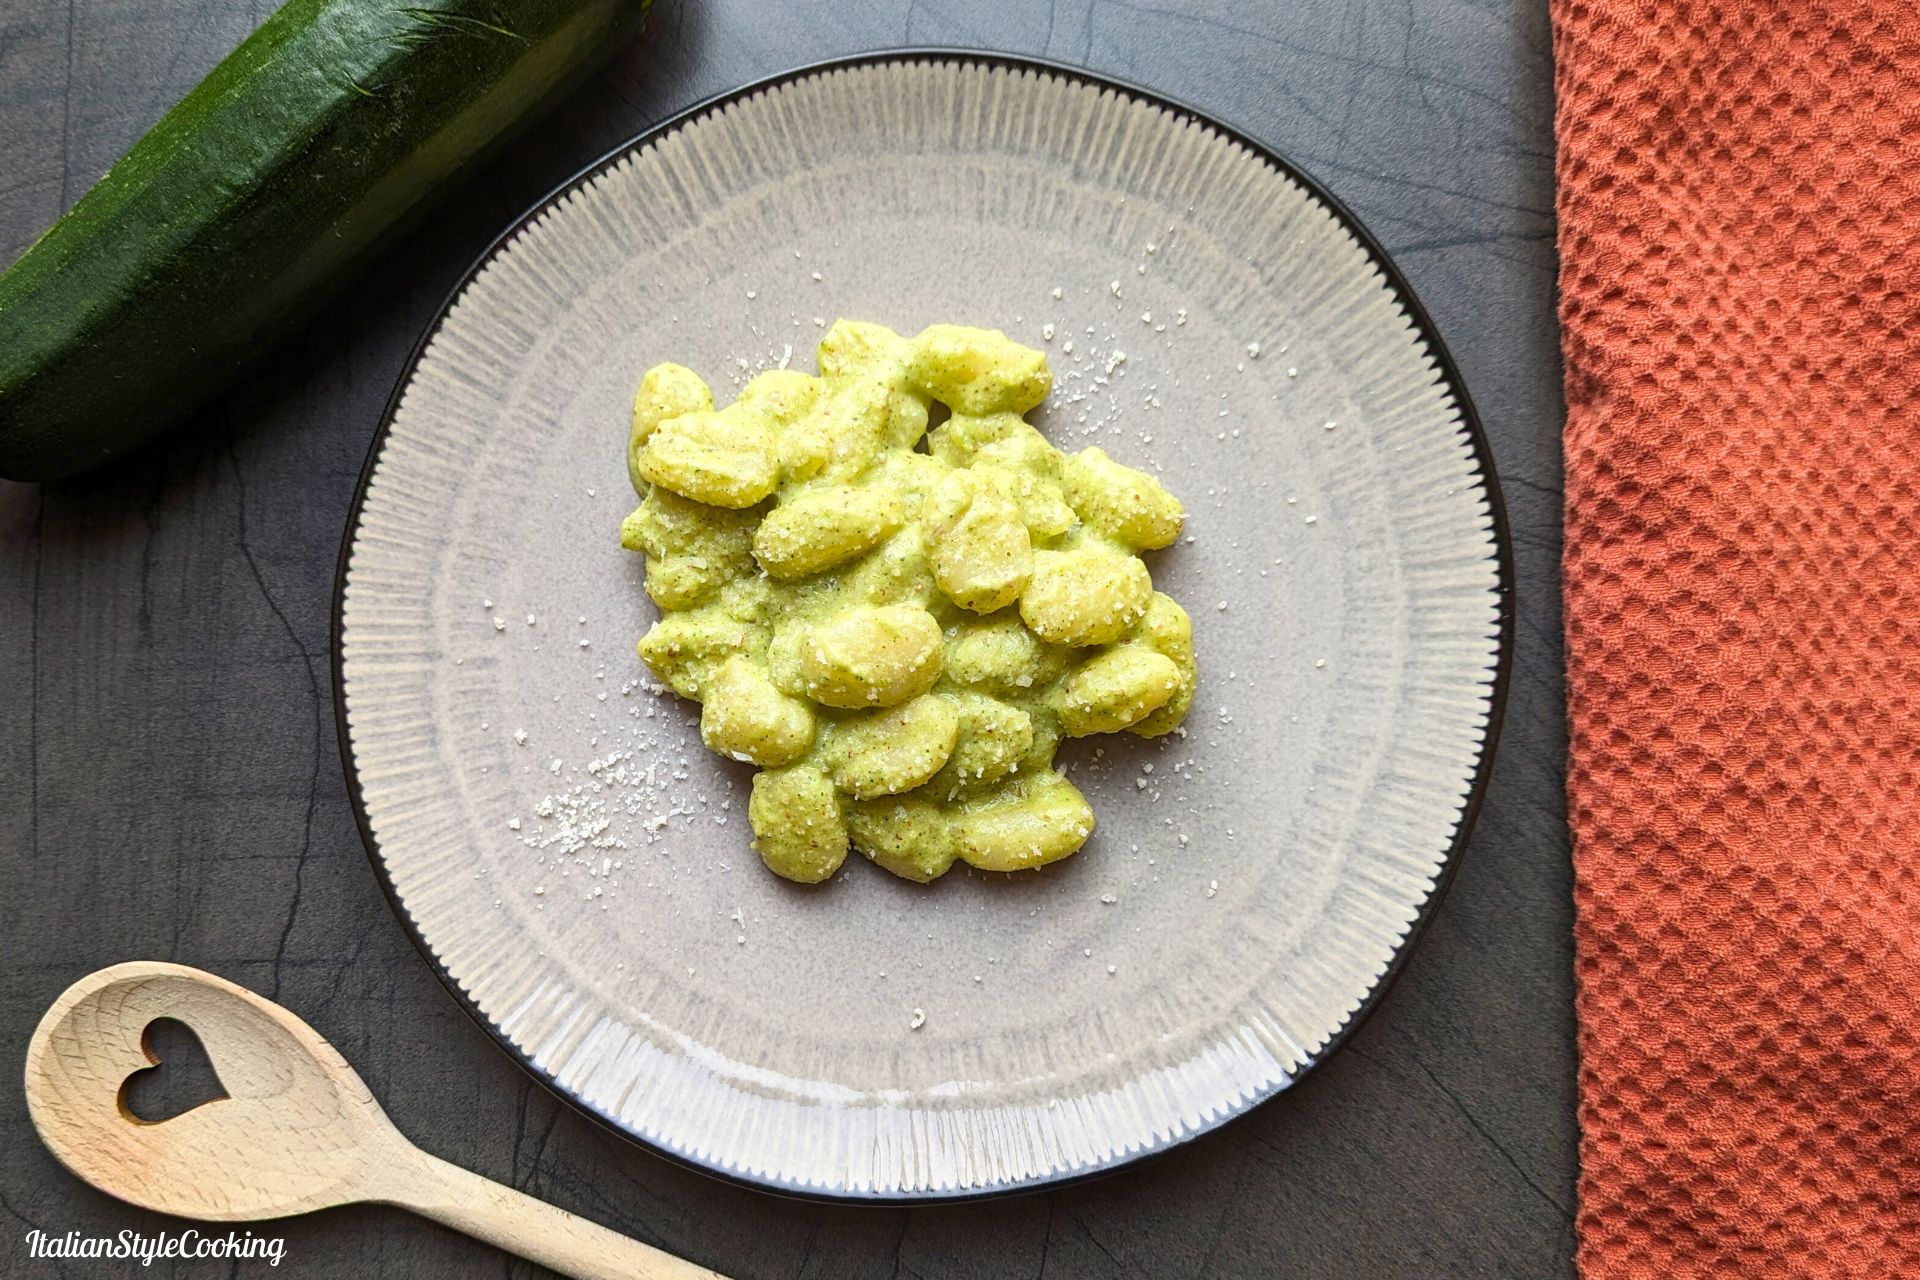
[26,962,727,1279]
[119,1017,230,1124]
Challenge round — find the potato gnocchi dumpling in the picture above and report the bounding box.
[621,320,1198,883]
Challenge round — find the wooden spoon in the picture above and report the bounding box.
[24,961,728,1280]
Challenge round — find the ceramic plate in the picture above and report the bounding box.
[334,53,1511,1200]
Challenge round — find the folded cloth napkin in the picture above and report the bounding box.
[1552,1,1920,1274]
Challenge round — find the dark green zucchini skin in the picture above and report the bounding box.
[0,0,648,481]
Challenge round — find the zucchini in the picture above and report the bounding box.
[0,0,649,481]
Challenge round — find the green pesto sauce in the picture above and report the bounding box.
[620,321,1196,884]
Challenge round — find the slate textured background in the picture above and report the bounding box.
[0,2,1572,1276]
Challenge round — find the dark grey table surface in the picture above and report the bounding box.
[0,2,1572,1276]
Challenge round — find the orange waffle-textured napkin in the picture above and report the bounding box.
[1552,1,1920,1274]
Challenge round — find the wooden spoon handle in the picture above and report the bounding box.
[381,1148,728,1280]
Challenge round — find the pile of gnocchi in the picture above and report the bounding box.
[620,320,1197,883]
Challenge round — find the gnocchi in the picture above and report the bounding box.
[620,320,1200,883]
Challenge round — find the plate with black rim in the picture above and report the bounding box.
[333,51,1511,1201]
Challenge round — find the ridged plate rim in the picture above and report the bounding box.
[330,48,1515,1203]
